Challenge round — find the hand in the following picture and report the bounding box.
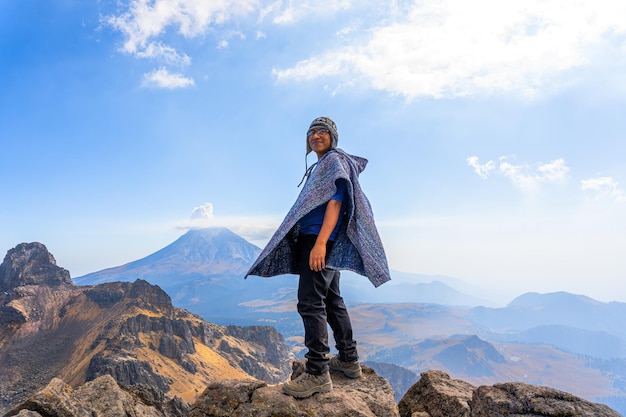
[309,241,327,271]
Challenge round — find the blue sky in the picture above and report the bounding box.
[2,0,626,303]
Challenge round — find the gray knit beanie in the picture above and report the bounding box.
[306,116,338,154]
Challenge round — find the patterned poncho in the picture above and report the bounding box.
[245,148,391,287]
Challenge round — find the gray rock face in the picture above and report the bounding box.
[399,370,474,417]
[4,375,188,417]
[471,382,622,417]
[0,243,72,291]
[86,354,172,393]
[189,360,399,417]
[398,370,622,417]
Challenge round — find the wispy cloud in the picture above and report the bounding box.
[581,176,626,203]
[468,156,569,190]
[267,0,351,25]
[274,1,626,99]
[104,1,626,96]
[141,68,194,89]
[104,0,258,56]
[104,0,259,87]
[134,43,191,66]
[176,202,279,241]
[467,156,496,179]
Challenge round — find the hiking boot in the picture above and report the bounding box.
[282,371,332,398]
[329,355,362,378]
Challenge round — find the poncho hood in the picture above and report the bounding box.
[245,148,390,287]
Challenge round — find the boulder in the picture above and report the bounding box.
[189,360,399,417]
[4,375,188,417]
[398,370,474,417]
[471,381,622,417]
[398,370,622,417]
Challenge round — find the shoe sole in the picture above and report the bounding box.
[329,365,362,378]
[282,381,332,398]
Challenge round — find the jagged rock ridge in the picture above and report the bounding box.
[6,368,622,417]
[0,242,291,414]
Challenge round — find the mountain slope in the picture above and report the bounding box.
[0,242,291,414]
[74,226,260,283]
[73,227,274,323]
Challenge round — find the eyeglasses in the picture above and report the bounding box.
[307,128,330,137]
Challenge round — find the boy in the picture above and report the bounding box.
[246,116,390,398]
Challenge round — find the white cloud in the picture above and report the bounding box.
[176,203,279,242]
[268,0,351,25]
[104,0,258,57]
[104,0,259,84]
[176,203,214,229]
[500,157,569,190]
[469,155,569,190]
[141,68,195,89]
[217,30,246,49]
[134,42,191,66]
[581,176,626,203]
[191,203,214,220]
[273,0,626,99]
[105,0,626,98]
[467,156,495,179]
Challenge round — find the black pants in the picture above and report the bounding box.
[296,234,358,375]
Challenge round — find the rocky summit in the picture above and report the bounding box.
[189,359,399,417]
[0,242,72,290]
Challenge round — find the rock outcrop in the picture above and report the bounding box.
[4,375,188,417]
[4,361,398,417]
[5,361,623,417]
[0,243,72,290]
[0,243,75,328]
[399,370,474,417]
[190,359,399,417]
[471,382,622,417]
[398,370,622,417]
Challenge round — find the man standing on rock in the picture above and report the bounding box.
[246,116,390,398]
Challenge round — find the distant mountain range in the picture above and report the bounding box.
[74,227,626,357]
[74,226,488,323]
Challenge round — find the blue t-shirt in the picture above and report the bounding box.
[299,180,347,241]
